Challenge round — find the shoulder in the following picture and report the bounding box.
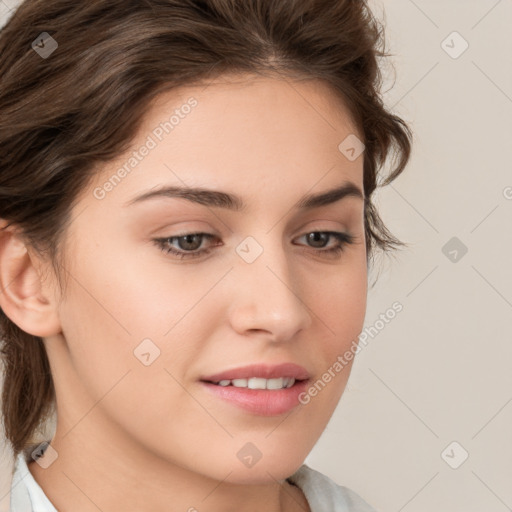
[286,464,378,512]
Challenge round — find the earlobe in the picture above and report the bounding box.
[0,221,62,338]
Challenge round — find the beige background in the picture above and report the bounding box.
[1,1,511,511]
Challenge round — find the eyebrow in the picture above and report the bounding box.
[124,181,364,211]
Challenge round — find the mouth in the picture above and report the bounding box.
[198,362,311,416]
[200,376,306,390]
[200,362,310,383]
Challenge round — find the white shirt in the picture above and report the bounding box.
[8,452,378,512]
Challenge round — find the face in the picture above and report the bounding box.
[45,73,367,483]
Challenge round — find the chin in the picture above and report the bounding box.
[218,451,307,485]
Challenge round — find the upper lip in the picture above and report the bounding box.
[201,363,310,383]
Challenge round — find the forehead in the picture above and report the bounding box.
[151,71,361,138]
[82,73,364,211]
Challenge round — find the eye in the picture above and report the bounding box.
[152,231,356,260]
[294,231,356,258]
[153,233,219,260]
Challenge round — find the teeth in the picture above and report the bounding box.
[285,378,295,388]
[247,377,268,389]
[265,377,284,390]
[216,377,296,389]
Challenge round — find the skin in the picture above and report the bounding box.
[0,72,367,512]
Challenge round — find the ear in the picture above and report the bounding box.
[0,219,62,337]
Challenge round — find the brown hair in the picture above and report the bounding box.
[0,0,411,457]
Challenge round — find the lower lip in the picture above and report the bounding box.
[200,380,310,416]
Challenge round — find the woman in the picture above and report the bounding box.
[0,1,411,510]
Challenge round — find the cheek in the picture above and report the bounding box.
[310,252,367,345]
[304,255,367,399]
[57,269,202,448]
[57,244,220,408]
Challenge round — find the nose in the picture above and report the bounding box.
[227,239,313,342]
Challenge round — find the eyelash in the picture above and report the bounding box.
[153,231,356,260]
